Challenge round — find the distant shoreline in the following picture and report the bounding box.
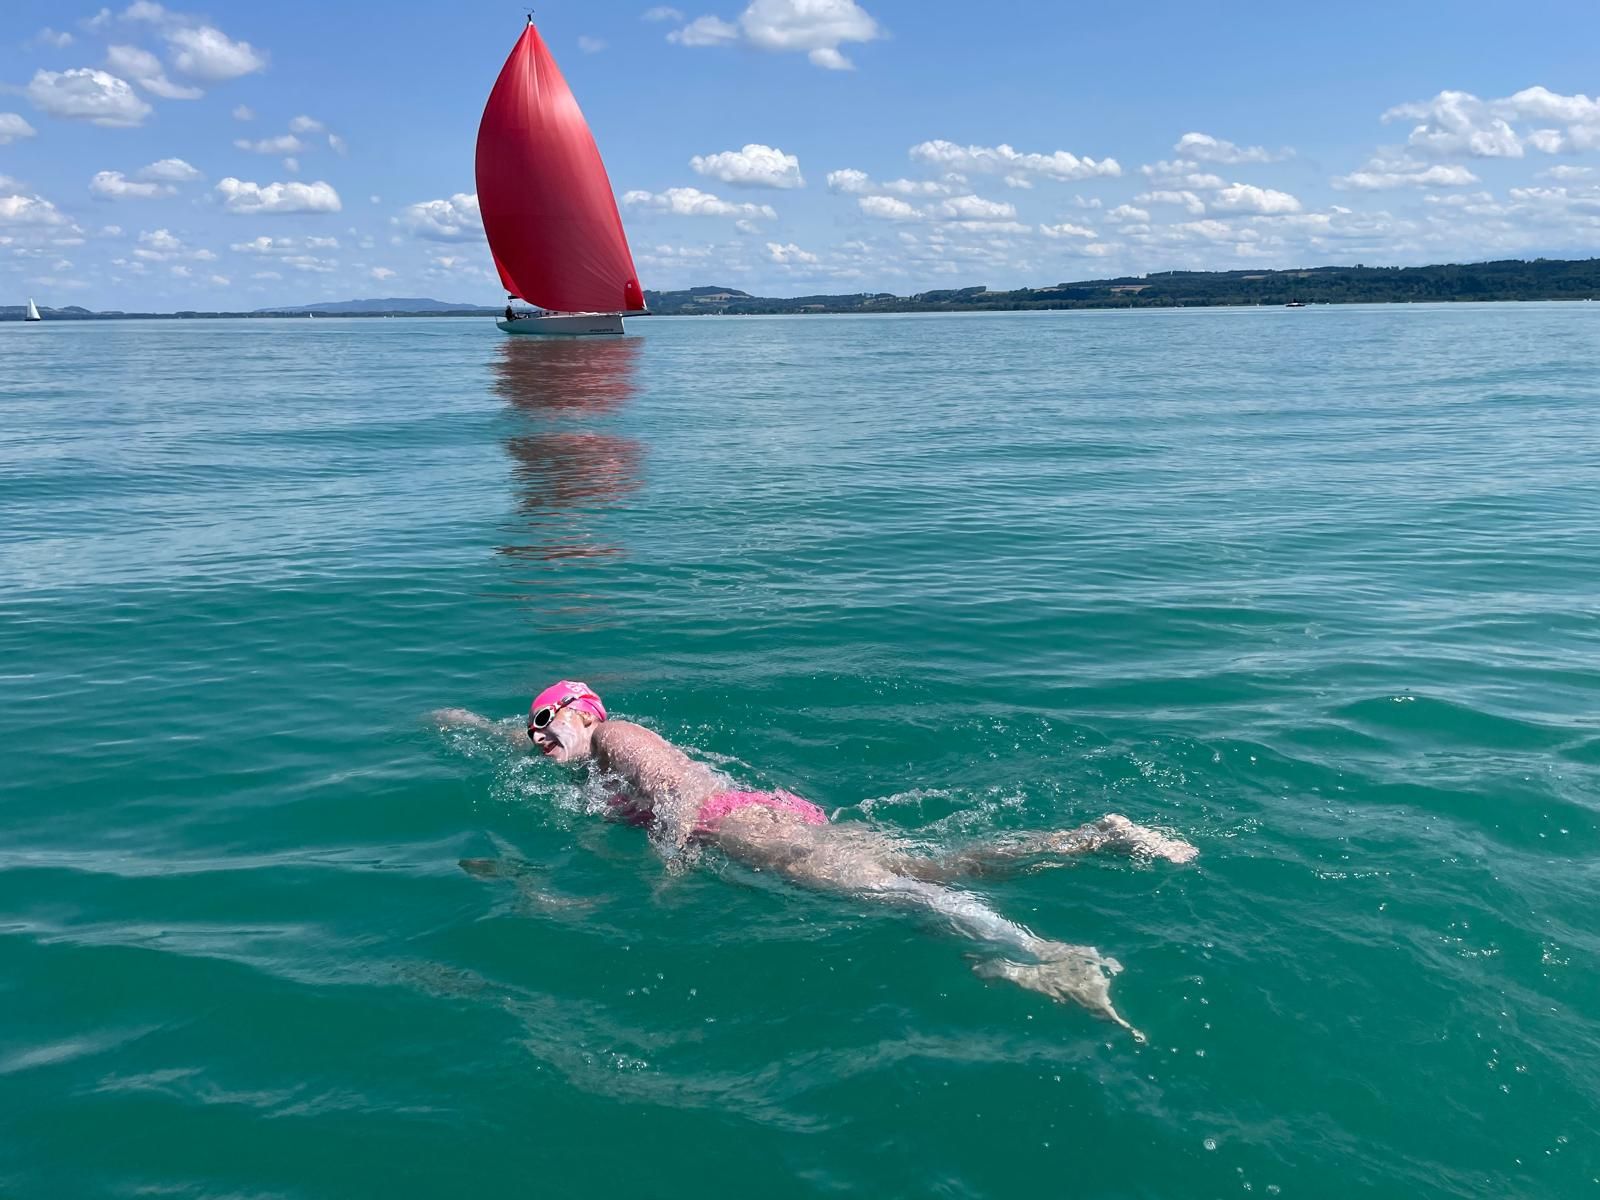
[8,256,1599,321]
[4,298,1596,322]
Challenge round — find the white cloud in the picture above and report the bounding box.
[167,25,267,81]
[669,15,739,45]
[828,168,966,198]
[1540,164,1596,181]
[933,194,1016,221]
[138,157,201,182]
[1495,86,1600,153]
[0,194,69,227]
[327,133,348,156]
[669,0,880,69]
[910,139,1121,182]
[0,114,38,144]
[1108,204,1149,222]
[1168,219,1249,243]
[1175,132,1287,164]
[1139,159,1227,189]
[1333,157,1479,190]
[1376,86,1600,160]
[133,228,215,262]
[882,176,962,196]
[691,143,804,188]
[370,266,396,281]
[90,170,173,199]
[578,36,608,53]
[26,68,152,127]
[230,235,340,254]
[1039,222,1096,239]
[1382,91,1522,159]
[105,44,201,99]
[235,134,304,154]
[766,240,818,264]
[209,274,229,286]
[858,194,921,221]
[1211,182,1302,214]
[215,177,341,214]
[282,254,336,273]
[397,193,482,241]
[34,28,76,49]
[282,157,300,174]
[853,193,1021,230]
[1135,189,1207,215]
[827,168,872,194]
[232,104,254,120]
[124,3,170,24]
[740,0,880,68]
[643,6,685,20]
[288,115,325,134]
[623,186,777,219]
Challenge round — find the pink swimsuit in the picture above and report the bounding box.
[607,788,828,834]
[694,789,829,833]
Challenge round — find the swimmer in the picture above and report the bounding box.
[434,681,1198,1038]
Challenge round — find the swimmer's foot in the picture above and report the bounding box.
[973,943,1144,1041]
[1043,814,1198,865]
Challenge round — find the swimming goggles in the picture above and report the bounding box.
[528,696,576,737]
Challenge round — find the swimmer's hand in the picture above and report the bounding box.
[431,707,494,730]
[429,708,531,750]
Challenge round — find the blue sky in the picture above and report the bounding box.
[4,0,1600,310]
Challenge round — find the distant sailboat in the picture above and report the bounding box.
[25,298,42,322]
[475,18,645,336]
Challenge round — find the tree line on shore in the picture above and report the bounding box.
[643,257,1600,315]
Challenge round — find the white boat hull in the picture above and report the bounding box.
[497,312,626,336]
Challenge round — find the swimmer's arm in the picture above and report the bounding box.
[591,725,705,861]
[429,708,532,750]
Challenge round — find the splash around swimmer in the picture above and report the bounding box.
[435,680,1198,1039]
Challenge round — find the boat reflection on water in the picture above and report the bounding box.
[492,336,644,566]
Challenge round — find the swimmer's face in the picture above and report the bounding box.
[529,706,596,763]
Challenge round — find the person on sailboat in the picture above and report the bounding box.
[504,299,516,322]
[433,682,1197,1038]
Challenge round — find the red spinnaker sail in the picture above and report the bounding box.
[475,21,644,314]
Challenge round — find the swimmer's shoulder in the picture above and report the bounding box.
[591,719,671,761]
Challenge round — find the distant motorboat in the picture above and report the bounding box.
[25,298,42,321]
[476,18,646,336]
[1285,300,1307,308]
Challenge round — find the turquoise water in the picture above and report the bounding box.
[3,307,1597,1198]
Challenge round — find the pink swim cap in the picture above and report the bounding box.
[530,680,607,724]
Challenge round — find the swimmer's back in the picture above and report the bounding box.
[593,720,724,802]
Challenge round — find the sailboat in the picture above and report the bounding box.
[25,298,42,322]
[475,18,646,336]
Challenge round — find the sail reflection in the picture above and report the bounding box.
[493,337,644,564]
[492,335,642,415]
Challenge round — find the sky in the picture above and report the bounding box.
[4,0,1600,310]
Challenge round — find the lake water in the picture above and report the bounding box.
[3,306,1596,1198]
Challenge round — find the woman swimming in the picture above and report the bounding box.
[435,681,1197,1038]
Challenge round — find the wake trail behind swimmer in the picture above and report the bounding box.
[434,682,1198,1038]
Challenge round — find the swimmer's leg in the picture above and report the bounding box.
[870,874,1141,1038]
[713,812,1140,1036]
[902,814,1197,881]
